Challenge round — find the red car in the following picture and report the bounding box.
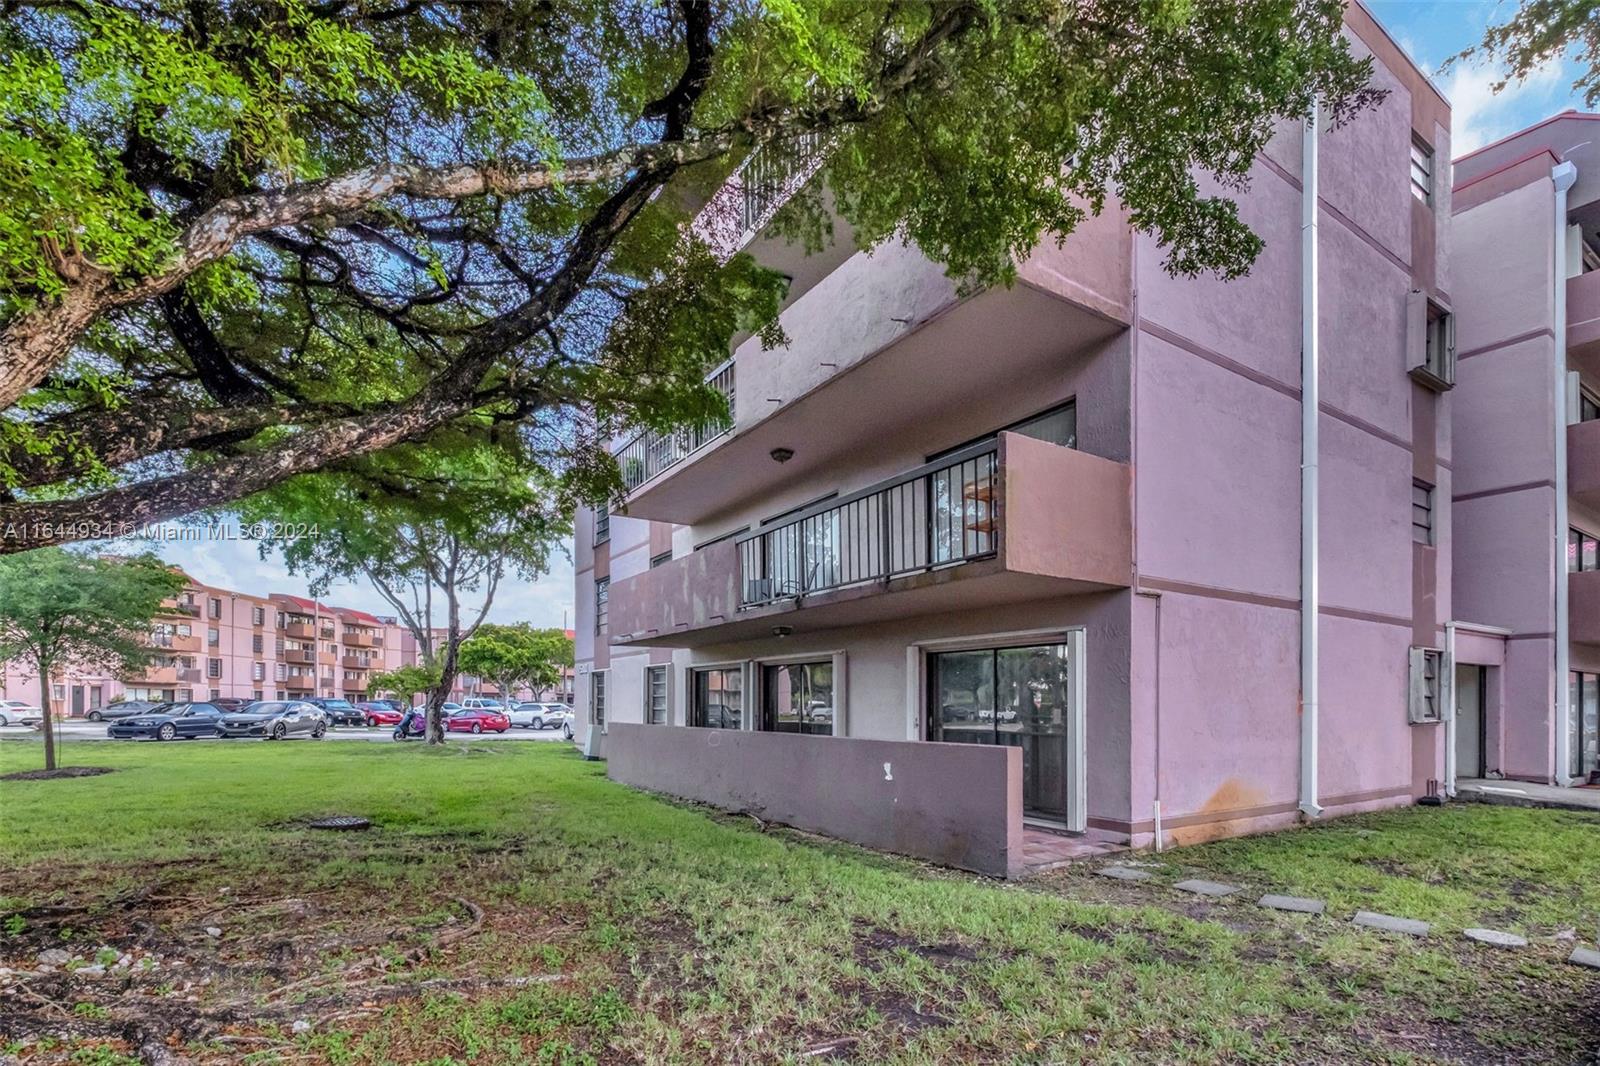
[445,708,510,734]
[357,702,402,727]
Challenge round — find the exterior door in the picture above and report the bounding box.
[927,640,1080,825]
[1571,672,1600,781]
[71,686,85,717]
[1453,664,1484,779]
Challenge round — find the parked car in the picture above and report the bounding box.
[211,697,251,712]
[87,699,162,723]
[415,701,463,714]
[0,699,45,727]
[461,697,506,711]
[365,698,404,714]
[509,702,570,730]
[107,702,227,741]
[218,700,327,740]
[356,701,402,727]
[445,708,510,734]
[304,697,365,727]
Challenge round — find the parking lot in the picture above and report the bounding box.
[0,719,570,744]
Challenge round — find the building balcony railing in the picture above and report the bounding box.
[737,439,1001,606]
[610,432,1132,646]
[615,361,735,493]
[164,602,202,618]
[285,621,317,640]
[283,648,315,664]
[343,630,375,647]
[341,655,371,670]
[1571,419,1600,511]
[132,665,179,685]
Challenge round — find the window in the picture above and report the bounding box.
[176,624,191,638]
[208,597,222,619]
[591,671,607,727]
[930,400,1077,462]
[208,627,219,646]
[928,642,1073,818]
[646,665,668,724]
[1572,672,1600,779]
[275,689,285,700]
[1406,291,1455,391]
[594,509,610,545]
[650,551,673,569]
[1582,389,1600,424]
[252,634,264,654]
[209,689,221,700]
[690,666,743,729]
[1408,647,1443,724]
[52,684,65,702]
[1571,528,1600,572]
[207,658,222,679]
[276,612,286,629]
[762,660,834,735]
[595,577,609,633]
[252,606,265,626]
[1410,136,1434,205]
[1412,481,1435,545]
[252,661,266,681]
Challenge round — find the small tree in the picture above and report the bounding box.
[369,662,442,708]
[458,625,573,705]
[0,550,184,770]
[241,440,565,744]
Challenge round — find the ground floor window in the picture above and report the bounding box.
[1571,671,1599,780]
[927,642,1072,820]
[646,665,668,724]
[761,660,834,734]
[691,666,743,729]
[591,671,607,728]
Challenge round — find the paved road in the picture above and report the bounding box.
[0,720,569,744]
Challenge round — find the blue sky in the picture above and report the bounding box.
[117,2,1586,630]
[1369,0,1588,154]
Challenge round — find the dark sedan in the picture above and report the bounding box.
[218,700,327,740]
[107,702,227,741]
[88,699,164,723]
[305,698,365,727]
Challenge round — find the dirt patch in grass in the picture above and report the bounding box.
[1,766,116,781]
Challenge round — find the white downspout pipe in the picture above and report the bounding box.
[1444,621,1457,797]
[1554,159,1578,787]
[1299,102,1323,819]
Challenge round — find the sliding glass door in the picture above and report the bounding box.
[928,641,1075,821]
[761,661,834,735]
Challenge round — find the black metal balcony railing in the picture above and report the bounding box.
[616,362,736,492]
[737,440,998,607]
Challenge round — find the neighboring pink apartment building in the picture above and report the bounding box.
[576,4,1474,877]
[0,576,422,713]
[1448,111,1600,787]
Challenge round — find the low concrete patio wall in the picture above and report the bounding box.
[604,724,1024,878]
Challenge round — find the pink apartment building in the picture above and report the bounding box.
[575,4,1467,878]
[0,576,422,714]
[1449,111,1600,788]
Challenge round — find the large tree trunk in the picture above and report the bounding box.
[37,657,56,772]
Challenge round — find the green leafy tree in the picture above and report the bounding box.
[368,661,442,708]
[1452,1,1600,106]
[0,549,184,769]
[239,441,564,744]
[0,0,1379,549]
[458,624,574,704]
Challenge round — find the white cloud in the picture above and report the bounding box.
[1440,54,1572,154]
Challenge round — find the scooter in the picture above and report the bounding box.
[392,709,428,741]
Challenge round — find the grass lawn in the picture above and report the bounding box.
[2,741,1598,1065]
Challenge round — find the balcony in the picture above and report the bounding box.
[165,602,202,618]
[341,655,371,670]
[1571,420,1600,510]
[1571,269,1600,372]
[615,213,1131,525]
[283,648,315,664]
[343,630,375,648]
[132,665,179,685]
[616,362,735,493]
[285,621,317,640]
[610,433,1131,646]
[1573,570,1600,645]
